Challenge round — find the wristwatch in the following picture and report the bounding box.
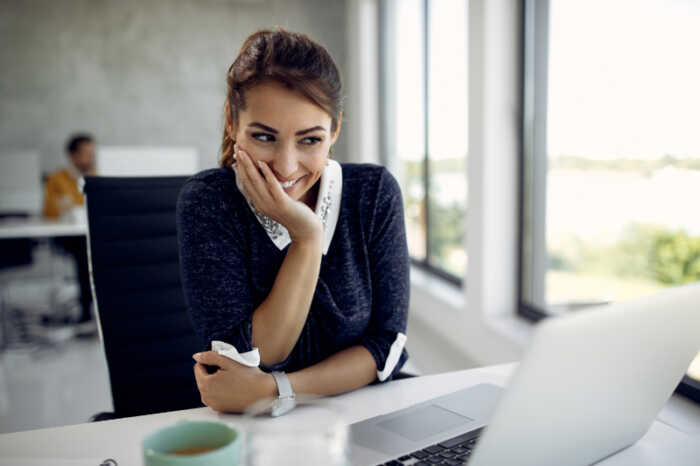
[270,371,296,417]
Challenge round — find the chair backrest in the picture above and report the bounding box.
[83,176,202,418]
[95,146,199,177]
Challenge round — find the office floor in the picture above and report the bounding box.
[0,336,112,434]
[0,244,113,434]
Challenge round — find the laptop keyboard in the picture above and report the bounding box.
[376,427,483,466]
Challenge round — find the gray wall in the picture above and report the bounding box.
[0,0,348,173]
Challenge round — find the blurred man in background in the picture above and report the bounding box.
[43,134,95,218]
[43,134,96,332]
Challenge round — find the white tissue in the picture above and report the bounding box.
[211,340,260,367]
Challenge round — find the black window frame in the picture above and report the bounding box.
[517,0,700,403]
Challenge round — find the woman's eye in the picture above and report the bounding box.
[300,136,322,145]
[252,132,275,142]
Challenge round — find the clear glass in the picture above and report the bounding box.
[394,0,427,260]
[544,0,700,307]
[243,396,349,466]
[427,0,468,278]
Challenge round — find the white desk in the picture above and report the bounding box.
[0,218,86,240]
[0,364,698,465]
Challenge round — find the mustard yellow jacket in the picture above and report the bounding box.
[43,169,84,218]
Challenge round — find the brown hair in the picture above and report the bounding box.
[65,133,94,155]
[220,28,344,167]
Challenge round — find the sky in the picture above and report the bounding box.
[548,0,700,160]
[394,0,468,162]
[392,0,700,162]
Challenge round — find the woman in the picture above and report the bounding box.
[177,28,409,414]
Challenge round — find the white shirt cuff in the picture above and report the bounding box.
[377,332,407,382]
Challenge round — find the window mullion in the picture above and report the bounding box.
[521,0,549,309]
[423,0,431,264]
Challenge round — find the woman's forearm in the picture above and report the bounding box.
[288,345,377,396]
[251,233,323,366]
[242,346,377,412]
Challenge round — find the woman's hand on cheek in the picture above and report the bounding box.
[234,144,323,243]
[192,351,276,413]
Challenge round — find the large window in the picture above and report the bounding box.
[521,0,700,397]
[381,0,468,283]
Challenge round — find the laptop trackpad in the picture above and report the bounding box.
[377,405,473,442]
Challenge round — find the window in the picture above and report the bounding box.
[381,0,468,283]
[521,0,700,399]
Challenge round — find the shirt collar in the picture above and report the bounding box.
[65,163,82,181]
[235,159,342,255]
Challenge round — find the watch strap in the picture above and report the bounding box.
[271,371,296,417]
[271,371,293,398]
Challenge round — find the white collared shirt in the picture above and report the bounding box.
[234,159,343,255]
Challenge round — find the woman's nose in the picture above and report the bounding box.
[272,147,300,179]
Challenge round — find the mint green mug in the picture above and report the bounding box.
[142,420,242,466]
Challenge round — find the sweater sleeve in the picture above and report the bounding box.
[360,168,410,382]
[43,174,62,219]
[176,179,256,354]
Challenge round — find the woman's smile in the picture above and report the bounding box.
[280,175,306,191]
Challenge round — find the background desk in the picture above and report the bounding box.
[0,217,88,349]
[0,218,86,240]
[0,364,698,465]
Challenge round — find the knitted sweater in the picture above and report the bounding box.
[176,162,409,382]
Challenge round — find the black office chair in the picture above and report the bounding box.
[84,176,203,419]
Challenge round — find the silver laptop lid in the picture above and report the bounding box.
[469,282,700,466]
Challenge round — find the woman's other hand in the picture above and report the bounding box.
[233,145,323,243]
[193,351,276,413]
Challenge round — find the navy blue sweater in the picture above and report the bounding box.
[176,163,409,381]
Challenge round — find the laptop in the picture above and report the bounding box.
[350,282,700,466]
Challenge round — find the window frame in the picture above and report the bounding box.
[379,0,466,287]
[517,0,700,403]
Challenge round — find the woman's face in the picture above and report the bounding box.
[228,81,340,207]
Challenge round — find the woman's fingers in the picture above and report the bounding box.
[232,146,320,238]
[256,159,287,203]
[235,152,272,210]
[235,148,274,208]
[194,362,207,379]
[193,363,208,393]
[240,149,267,194]
[193,351,233,369]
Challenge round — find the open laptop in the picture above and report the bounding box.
[350,282,700,466]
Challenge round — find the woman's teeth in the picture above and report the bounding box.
[281,177,302,188]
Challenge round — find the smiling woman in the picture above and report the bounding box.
[176,28,410,414]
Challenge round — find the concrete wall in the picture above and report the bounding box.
[0,0,348,173]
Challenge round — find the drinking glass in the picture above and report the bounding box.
[243,395,349,466]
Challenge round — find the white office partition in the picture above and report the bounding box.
[0,150,42,215]
[96,146,199,177]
